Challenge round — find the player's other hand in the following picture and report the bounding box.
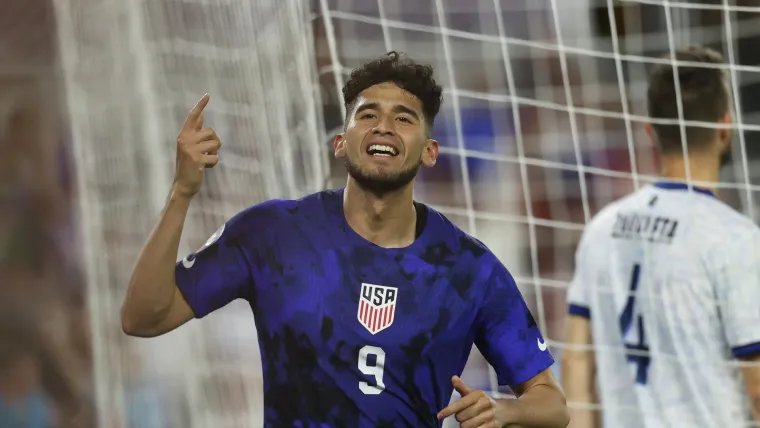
[173,94,222,198]
[437,376,505,428]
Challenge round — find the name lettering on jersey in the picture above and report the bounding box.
[611,213,679,244]
[358,283,398,335]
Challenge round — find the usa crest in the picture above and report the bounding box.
[357,283,398,335]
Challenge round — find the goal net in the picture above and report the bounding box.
[56,0,324,426]
[57,0,760,426]
[319,0,759,406]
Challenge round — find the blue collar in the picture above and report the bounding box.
[654,181,716,198]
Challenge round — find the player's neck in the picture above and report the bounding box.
[343,179,417,249]
[659,152,720,192]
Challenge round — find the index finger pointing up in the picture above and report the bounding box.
[183,94,210,131]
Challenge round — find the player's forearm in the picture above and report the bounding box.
[497,384,569,427]
[566,399,599,428]
[748,396,760,424]
[121,187,191,334]
[562,354,599,428]
[562,376,599,428]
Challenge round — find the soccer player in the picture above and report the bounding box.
[120,52,569,427]
[561,46,760,428]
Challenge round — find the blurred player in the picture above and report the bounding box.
[562,46,760,428]
[121,52,569,427]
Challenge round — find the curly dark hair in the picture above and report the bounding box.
[647,45,729,153]
[342,51,443,131]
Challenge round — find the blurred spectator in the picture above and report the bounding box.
[0,0,93,426]
[0,305,54,428]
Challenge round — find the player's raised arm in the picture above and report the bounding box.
[121,94,222,337]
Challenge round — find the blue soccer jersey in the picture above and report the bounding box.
[175,189,554,427]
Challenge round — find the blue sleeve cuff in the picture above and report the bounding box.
[732,342,760,358]
[568,304,591,318]
[174,262,210,319]
[499,352,555,387]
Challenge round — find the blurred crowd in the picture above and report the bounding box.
[0,0,93,426]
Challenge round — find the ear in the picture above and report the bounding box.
[422,138,439,168]
[717,111,733,152]
[334,133,347,159]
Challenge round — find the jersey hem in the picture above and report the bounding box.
[568,304,591,318]
[732,341,760,358]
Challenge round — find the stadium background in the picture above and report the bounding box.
[1,0,759,427]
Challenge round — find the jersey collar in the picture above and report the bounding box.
[654,181,716,198]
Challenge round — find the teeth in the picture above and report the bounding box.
[368,144,398,156]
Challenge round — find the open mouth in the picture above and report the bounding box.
[366,144,399,157]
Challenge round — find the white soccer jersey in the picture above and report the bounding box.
[567,181,760,428]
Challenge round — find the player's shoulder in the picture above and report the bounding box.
[426,210,518,299]
[582,183,758,250]
[425,205,501,266]
[655,183,760,246]
[704,202,760,253]
[699,202,760,269]
[697,192,758,233]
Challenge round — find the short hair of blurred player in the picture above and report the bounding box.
[646,46,732,168]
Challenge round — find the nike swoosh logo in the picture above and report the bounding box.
[182,255,195,269]
[537,337,548,352]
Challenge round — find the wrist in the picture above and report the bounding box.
[494,398,522,427]
[170,183,197,201]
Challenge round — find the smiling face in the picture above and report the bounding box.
[334,82,439,195]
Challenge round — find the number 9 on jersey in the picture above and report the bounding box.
[358,345,386,395]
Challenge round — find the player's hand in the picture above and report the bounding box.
[437,376,506,428]
[173,94,222,198]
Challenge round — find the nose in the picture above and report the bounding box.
[372,114,395,136]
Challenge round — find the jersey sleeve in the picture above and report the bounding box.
[474,257,555,387]
[715,230,760,358]
[175,208,257,319]
[566,227,592,319]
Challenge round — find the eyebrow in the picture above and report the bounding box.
[354,102,422,122]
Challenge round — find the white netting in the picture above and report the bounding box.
[316,0,760,425]
[56,0,324,426]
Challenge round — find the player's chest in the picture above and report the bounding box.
[252,248,481,345]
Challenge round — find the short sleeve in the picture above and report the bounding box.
[715,230,760,358]
[474,258,555,387]
[175,209,255,319]
[567,229,592,319]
